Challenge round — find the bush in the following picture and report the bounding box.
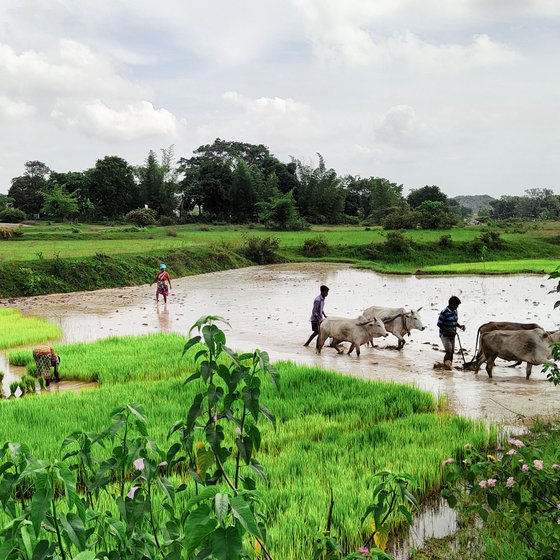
[384,230,412,254]
[301,236,330,258]
[0,226,23,240]
[479,229,504,250]
[0,207,26,223]
[438,234,452,248]
[241,235,281,264]
[158,216,176,226]
[166,227,178,237]
[125,208,157,227]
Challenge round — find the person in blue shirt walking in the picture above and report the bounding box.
[437,296,465,370]
[303,285,329,347]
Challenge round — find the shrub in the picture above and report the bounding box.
[438,234,453,248]
[0,226,23,240]
[384,231,412,254]
[165,227,178,237]
[0,207,26,223]
[158,215,176,226]
[301,235,330,258]
[125,208,157,226]
[241,235,281,264]
[478,229,504,250]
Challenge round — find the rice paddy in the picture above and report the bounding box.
[0,333,494,558]
[0,308,61,348]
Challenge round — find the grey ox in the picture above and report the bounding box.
[474,328,556,379]
[362,306,425,349]
[317,315,388,357]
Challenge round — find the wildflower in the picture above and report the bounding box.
[442,458,455,467]
[133,458,145,471]
[213,412,218,422]
[556,504,560,510]
[506,449,517,456]
[195,441,205,450]
[506,477,515,488]
[158,460,168,467]
[358,547,370,556]
[533,460,544,471]
[479,480,488,488]
[127,486,139,499]
[487,454,498,462]
[508,438,525,449]
[552,464,560,470]
[486,478,497,487]
[522,464,529,472]
[235,427,242,437]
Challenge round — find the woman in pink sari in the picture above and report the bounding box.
[151,263,172,303]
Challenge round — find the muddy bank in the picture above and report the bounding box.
[2,263,559,423]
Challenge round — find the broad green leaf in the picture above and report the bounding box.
[30,484,53,535]
[231,495,262,538]
[32,540,54,560]
[214,493,229,523]
[60,512,86,551]
[212,526,242,560]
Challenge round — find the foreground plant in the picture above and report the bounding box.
[0,315,280,559]
[441,438,560,559]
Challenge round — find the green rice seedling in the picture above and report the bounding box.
[6,349,33,367]
[0,308,61,349]
[37,376,45,390]
[21,375,36,393]
[8,381,18,398]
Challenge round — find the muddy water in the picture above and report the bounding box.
[1,263,559,423]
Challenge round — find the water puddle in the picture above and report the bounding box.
[1,263,559,423]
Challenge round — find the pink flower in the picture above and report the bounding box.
[552,464,560,470]
[158,461,168,467]
[127,486,139,499]
[133,458,145,471]
[357,547,370,556]
[556,504,560,510]
[478,480,487,488]
[508,438,525,449]
[533,460,544,471]
[506,477,515,488]
[442,458,455,467]
[486,479,497,487]
[506,449,517,456]
[522,464,529,472]
[235,427,242,437]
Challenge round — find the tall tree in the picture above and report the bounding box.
[8,161,51,216]
[49,171,93,220]
[230,159,257,222]
[407,185,447,209]
[40,185,79,221]
[88,156,138,219]
[137,147,178,216]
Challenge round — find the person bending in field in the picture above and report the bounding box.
[437,295,465,370]
[304,285,329,347]
[33,346,60,386]
[151,263,172,303]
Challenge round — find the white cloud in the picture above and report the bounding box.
[0,95,35,120]
[373,105,434,148]
[51,100,178,141]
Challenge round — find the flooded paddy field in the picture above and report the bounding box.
[1,263,558,424]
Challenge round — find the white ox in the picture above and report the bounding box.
[317,315,388,357]
[475,328,556,379]
[362,306,425,349]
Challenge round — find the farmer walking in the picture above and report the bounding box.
[303,285,329,347]
[151,263,172,303]
[437,296,465,370]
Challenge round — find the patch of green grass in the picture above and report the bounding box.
[0,308,61,349]
[422,259,559,274]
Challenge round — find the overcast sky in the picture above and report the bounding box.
[1,0,559,197]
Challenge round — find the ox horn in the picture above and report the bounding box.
[417,306,423,312]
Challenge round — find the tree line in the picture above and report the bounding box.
[0,138,557,228]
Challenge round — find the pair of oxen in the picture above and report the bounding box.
[316,310,559,379]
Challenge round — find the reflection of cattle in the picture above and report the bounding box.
[363,306,425,349]
[475,328,554,378]
[317,315,388,357]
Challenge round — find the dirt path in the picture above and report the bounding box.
[2,263,559,424]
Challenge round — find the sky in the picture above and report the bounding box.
[1,0,559,197]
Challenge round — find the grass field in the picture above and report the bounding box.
[0,222,558,297]
[0,332,494,558]
[0,308,61,348]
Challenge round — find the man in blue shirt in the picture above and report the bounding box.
[303,285,329,347]
[437,296,465,369]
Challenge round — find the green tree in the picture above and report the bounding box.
[259,189,303,230]
[415,200,457,229]
[48,170,94,220]
[8,161,51,216]
[137,147,178,217]
[230,159,257,222]
[88,156,139,219]
[40,185,79,221]
[407,185,447,209]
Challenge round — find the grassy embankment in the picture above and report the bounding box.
[2,332,494,558]
[0,223,558,297]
